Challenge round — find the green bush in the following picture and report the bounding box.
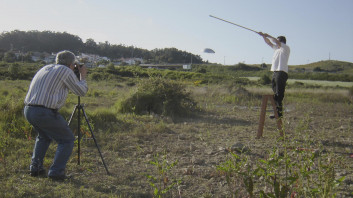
[89,72,104,81]
[233,77,251,86]
[258,74,271,85]
[106,63,116,73]
[117,77,197,117]
[8,63,21,79]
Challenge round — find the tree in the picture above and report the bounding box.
[85,38,98,54]
[261,63,267,69]
[0,30,205,64]
[3,51,16,62]
[23,52,33,62]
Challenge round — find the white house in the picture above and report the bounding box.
[77,53,111,67]
[119,57,144,65]
[183,64,192,70]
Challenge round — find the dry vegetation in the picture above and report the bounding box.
[0,73,352,197]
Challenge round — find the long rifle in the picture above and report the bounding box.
[209,15,259,34]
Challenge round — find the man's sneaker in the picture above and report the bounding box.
[269,115,276,119]
[269,114,283,119]
[30,169,46,177]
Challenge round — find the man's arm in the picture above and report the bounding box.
[64,66,88,97]
[258,32,281,48]
[78,64,87,81]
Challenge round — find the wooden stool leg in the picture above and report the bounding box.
[257,95,268,138]
[269,96,284,136]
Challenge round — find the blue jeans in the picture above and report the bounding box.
[24,106,75,176]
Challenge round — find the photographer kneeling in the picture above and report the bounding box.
[24,50,88,180]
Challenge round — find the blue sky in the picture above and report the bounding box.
[1,0,352,65]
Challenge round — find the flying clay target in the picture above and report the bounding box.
[203,48,215,53]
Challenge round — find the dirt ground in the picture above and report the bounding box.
[70,87,353,197]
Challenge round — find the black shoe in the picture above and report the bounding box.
[48,174,72,181]
[30,169,46,177]
[269,114,283,119]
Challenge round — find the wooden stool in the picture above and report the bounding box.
[257,95,283,138]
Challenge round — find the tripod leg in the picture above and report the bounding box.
[81,107,110,175]
[67,105,81,165]
[77,106,81,165]
[68,105,78,126]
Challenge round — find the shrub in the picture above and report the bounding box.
[233,77,251,86]
[3,52,16,63]
[197,68,207,73]
[258,74,271,85]
[8,63,21,79]
[106,63,116,72]
[117,77,197,117]
[89,72,104,81]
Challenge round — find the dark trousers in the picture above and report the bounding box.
[272,71,288,117]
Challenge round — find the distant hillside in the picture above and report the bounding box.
[289,60,353,73]
[0,30,203,64]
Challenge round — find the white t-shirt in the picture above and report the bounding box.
[271,43,290,73]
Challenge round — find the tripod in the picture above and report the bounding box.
[68,96,110,175]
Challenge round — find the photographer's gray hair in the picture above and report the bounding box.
[56,50,76,66]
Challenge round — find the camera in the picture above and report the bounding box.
[74,62,83,79]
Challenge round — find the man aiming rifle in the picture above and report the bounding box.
[209,16,291,119]
[258,32,290,118]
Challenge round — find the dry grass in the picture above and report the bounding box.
[0,79,352,197]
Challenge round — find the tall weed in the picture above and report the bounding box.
[145,153,181,198]
[217,152,254,197]
[217,117,345,197]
